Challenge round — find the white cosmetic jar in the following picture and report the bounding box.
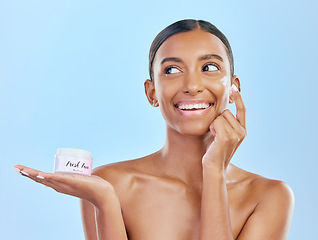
[54,148,93,176]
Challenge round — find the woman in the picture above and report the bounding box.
[13,19,294,240]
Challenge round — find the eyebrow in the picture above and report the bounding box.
[160,57,183,65]
[199,54,224,62]
[160,54,224,65]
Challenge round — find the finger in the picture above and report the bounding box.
[13,165,54,185]
[13,165,91,199]
[232,89,246,128]
[221,110,239,128]
[30,173,76,193]
[222,110,246,137]
[211,115,233,139]
[38,175,92,199]
[13,165,43,181]
[14,165,42,176]
[14,169,47,185]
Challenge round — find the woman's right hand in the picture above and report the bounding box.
[14,165,128,240]
[13,165,116,208]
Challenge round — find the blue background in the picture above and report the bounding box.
[1,0,317,239]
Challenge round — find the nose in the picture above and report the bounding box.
[182,71,204,95]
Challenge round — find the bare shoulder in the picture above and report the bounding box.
[92,159,138,179]
[229,164,294,205]
[253,175,294,202]
[230,164,294,220]
[230,166,294,239]
[91,152,158,189]
[228,165,294,211]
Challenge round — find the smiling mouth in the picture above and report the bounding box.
[175,102,214,111]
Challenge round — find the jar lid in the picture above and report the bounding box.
[56,148,92,160]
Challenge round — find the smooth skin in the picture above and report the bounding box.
[14,29,294,240]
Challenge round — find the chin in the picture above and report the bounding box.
[173,122,210,137]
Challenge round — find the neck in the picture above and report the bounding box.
[157,125,212,186]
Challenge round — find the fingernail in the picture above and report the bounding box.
[12,167,21,174]
[20,171,29,176]
[37,175,45,179]
[232,85,239,92]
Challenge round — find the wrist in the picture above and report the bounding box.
[94,194,121,213]
[202,159,224,172]
[202,163,226,178]
[91,185,119,209]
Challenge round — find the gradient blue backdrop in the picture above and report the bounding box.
[1,0,317,239]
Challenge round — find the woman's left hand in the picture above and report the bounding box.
[202,88,247,171]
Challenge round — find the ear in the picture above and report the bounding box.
[229,75,241,104]
[144,79,159,107]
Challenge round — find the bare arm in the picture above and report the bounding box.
[200,86,246,240]
[14,165,128,240]
[81,192,127,240]
[200,168,294,240]
[200,88,293,239]
[236,181,294,240]
[81,199,98,240]
[200,167,233,239]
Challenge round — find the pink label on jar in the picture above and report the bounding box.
[54,155,92,176]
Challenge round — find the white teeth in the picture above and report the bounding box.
[177,103,210,110]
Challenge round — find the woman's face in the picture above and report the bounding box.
[147,29,238,136]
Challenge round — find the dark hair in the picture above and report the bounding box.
[149,19,234,81]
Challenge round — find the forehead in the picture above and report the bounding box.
[154,29,229,64]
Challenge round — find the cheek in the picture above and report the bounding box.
[155,83,177,118]
[208,79,228,95]
[220,76,229,86]
[208,80,230,111]
[156,79,181,102]
[220,76,231,108]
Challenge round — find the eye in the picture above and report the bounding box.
[202,63,219,72]
[165,66,181,74]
